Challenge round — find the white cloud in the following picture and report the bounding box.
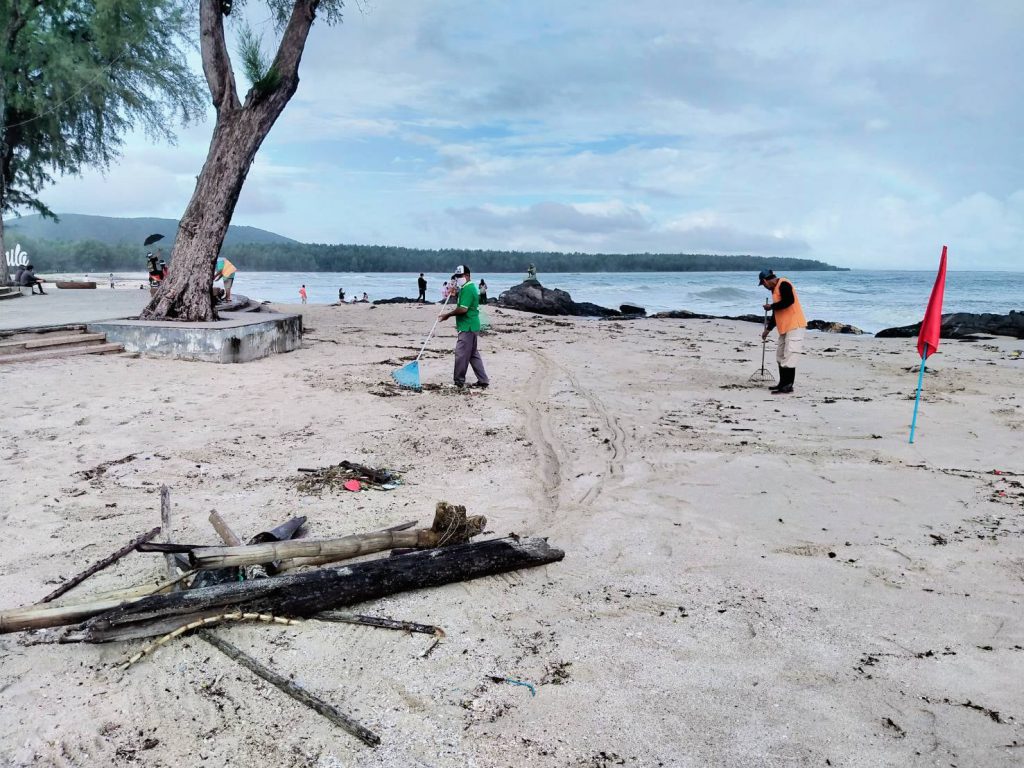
[27,0,1024,269]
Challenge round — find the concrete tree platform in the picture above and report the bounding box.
[87,311,301,363]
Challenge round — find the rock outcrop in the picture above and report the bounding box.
[876,311,1024,339]
[620,303,646,316]
[652,310,863,333]
[497,280,617,317]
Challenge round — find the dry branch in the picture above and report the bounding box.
[160,486,177,583]
[40,527,161,603]
[198,629,380,747]
[315,611,444,637]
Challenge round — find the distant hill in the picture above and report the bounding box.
[4,213,296,247]
[4,213,847,273]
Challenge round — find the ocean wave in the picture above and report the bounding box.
[691,287,756,301]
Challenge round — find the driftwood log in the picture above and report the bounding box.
[190,503,485,570]
[74,536,562,642]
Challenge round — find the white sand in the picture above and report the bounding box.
[1,303,1022,767]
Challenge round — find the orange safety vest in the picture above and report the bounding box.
[772,278,806,335]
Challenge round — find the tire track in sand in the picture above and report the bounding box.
[517,347,564,521]
[512,343,628,515]
[556,362,628,506]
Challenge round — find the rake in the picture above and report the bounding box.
[749,308,776,385]
[391,294,452,390]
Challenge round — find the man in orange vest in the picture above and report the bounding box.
[759,269,807,394]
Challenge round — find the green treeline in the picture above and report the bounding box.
[12,235,845,273]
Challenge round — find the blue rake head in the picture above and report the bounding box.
[391,360,422,390]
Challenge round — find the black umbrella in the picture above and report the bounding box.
[143,233,165,246]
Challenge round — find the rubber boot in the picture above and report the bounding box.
[769,364,784,391]
[772,367,794,394]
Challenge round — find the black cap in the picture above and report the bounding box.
[757,269,775,285]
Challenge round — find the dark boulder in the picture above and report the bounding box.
[497,280,618,317]
[620,303,646,316]
[807,319,864,334]
[876,311,1024,339]
[575,301,620,317]
[651,310,762,324]
[373,296,434,305]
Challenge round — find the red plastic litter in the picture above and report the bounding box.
[343,479,361,492]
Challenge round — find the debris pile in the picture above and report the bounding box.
[295,459,402,493]
[0,488,563,748]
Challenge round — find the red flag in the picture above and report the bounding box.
[917,245,948,359]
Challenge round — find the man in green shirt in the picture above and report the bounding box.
[439,264,490,389]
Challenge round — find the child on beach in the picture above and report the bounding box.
[299,285,308,304]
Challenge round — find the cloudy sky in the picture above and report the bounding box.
[40,0,1024,269]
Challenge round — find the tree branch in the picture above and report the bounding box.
[258,0,320,110]
[199,0,241,112]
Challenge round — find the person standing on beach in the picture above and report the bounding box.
[338,287,345,302]
[759,269,807,394]
[299,285,308,304]
[439,264,489,389]
[417,273,427,302]
[479,278,488,304]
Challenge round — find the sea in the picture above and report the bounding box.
[78,270,1023,335]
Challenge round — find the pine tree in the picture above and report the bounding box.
[0,0,202,285]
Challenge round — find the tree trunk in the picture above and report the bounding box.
[140,0,320,322]
[140,110,267,321]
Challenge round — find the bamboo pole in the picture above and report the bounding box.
[40,527,161,603]
[208,510,242,546]
[1,597,139,634]
[276,520,417,571]
[190,529,436,570]
[56,569,196,606]
[191,506,484,571]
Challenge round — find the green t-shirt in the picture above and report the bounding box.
[455,281,481,332]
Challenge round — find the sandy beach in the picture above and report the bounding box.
[1,301,1022,767]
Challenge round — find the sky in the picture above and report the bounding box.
[37,0,1024,269]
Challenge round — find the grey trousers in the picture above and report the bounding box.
[454,331,489,386]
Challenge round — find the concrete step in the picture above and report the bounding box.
[0,342,124,364]
[0,332,104,354]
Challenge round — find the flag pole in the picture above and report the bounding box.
[908,343,928,444]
